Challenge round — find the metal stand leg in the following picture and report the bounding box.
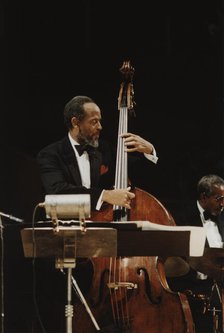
[56,259,76,333]
[208,281,222,333]
[71,275,100,331]
[56,259,100,333]
[211,307,220,333]
[65,268,73,333]
[221,286,224,333]
[0,216,4,333]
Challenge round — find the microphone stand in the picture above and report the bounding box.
[0,215,4,333]
[0,212,23,333]
[0,212,23,224]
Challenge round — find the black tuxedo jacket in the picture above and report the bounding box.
[37,136,109,209]
[174,200,224,245]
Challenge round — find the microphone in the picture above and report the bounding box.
[0,211,24,223]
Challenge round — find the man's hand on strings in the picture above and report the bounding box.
[102,187,135,209]
[120,132,154,155]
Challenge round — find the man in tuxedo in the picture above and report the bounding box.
[176,174,224,245]
[168,174,224,333]
[35,95,158,332]
[37,95,158,211]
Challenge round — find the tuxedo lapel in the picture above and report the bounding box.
[61,137,82,185]
[89,149,102,187]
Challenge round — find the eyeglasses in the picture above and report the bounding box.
[214,195,224,203]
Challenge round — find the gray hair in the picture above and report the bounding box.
[197,174,224,198]
[63,95,94,129]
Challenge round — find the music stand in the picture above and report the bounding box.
[21,226,117,332]
[36,194,110,333]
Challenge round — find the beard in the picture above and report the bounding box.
[85,138,99,148]
[78,131,99,148]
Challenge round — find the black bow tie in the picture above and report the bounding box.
[75,144,95,156]
[203,210,219,223]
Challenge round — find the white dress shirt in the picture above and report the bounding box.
[197,201,223,279]
[68,133,91,188]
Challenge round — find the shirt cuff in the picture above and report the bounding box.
[144,146,158,164]
[95,190,105,210]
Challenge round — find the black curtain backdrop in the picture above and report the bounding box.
[0,1,224,332]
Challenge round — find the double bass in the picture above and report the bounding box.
[72,61,194,333]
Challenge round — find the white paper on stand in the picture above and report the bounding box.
[132,221,206,257]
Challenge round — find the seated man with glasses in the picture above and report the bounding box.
[196,174,224,247]
[167,174,224,333]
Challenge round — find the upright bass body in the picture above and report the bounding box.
[72,62,194,332]
[72,188,194,333]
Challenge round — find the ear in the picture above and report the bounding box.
[200,192,207,202]
[71,116,79,129]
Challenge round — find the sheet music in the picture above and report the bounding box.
[138,221,206,257]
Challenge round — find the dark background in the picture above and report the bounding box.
[1,1,224,332]
[1,0,224,221]
[1,0,224,220]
